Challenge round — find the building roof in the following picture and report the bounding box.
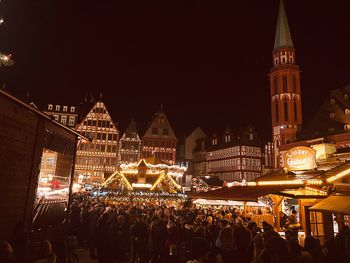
[301,86,350,139]
[310,194,350,214]
[0,89,89,141]
[274,0,294,50]
[120,118,140,140]
[143,107,177,140]
[203,125,262,152]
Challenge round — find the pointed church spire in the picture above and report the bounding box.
[274,0,293,50]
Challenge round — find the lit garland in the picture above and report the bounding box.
[0,4,14,67]
[326,167,350,183]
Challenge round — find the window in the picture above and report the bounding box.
[108,134,113,140]
[152,128,158,135]
[309,210,326,244]
[284,99,289,122]
[63,106,67,112]
[61,116,67,125]
[329,113,335,119]
[102,133,107,140]
[55,105,60,111]
[345,94,349,100]
[48,104,53,110]
[163,129,169,135]
[68,117,75,126]
[330,98,335,104]
[282,76,287,92]
[274,77,278,95]
[53,115,59,121]
[294,99,298,122]
[70,106,75,113]
[292,75,297,93]
[275,101,279,123]
[345,108,350,115]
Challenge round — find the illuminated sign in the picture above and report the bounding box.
[283,146,317,171]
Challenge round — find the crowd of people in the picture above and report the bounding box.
[1,193,350,263]
[66,194,350,263]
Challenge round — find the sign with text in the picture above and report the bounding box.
[283,146,317,171]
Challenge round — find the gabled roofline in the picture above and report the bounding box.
[0,89,90,141]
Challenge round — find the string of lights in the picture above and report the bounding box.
[0,1,13,67]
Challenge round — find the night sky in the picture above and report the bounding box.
[1,0,350,142]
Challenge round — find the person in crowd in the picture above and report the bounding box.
[187,237,209,263]
[130,215,148,263]
[303,236,324,263]
[96,209,114,263]
[232,226,252,263]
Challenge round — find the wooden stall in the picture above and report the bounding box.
[0,90,86,240]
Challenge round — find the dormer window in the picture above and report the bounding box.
[55,105,60,111]
[70,106,75,113]
[330,113,335,119]
[225,135,231,142]
[212,138,217,145]
[48,104,53,110]
[63,106,67,112]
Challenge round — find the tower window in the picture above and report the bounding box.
[275,101,279,123]
[330,98,335,104]
[284,99,289,121]
[329,113,335,119]
[294,99,298,122]
[283,76,287,92]
[292,76,297,93]
[274,77,278,95]
[346,108,350,115]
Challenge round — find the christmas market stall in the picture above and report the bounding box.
[98,158,187,205]
[191,145,350,244]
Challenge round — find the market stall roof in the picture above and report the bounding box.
[279,187,328,198]
[193,199,266,207]
[189,185,302,201]
[310,194,350,214]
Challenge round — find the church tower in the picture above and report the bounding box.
[270,0,302,167]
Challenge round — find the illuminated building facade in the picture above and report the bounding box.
[270,0,302,167]
[141,108,177,165]
[43,104,78,128]
[193,126,262,182]
[118,119,141,164]
[74,101,119,184]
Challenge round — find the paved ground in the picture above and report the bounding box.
[75,248,97,263]
[75,248,130,263]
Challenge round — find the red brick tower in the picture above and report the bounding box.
[270,0,302,167]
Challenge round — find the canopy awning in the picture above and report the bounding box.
[189,185,303,201]
[310,195,350,214]
[192,198,267,207]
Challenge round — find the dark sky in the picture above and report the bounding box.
[2,0,350,142]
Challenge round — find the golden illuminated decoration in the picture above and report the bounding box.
[283,146,317,172]
[102,158,185,193]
